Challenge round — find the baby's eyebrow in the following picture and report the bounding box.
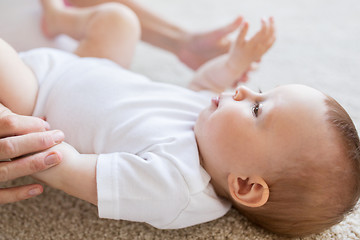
[259,97,276,130]
[261,109,272,130]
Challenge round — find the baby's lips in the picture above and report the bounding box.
[211,96,220,107]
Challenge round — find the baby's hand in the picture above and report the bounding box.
[31,142,79,188]
[226,17,275,81]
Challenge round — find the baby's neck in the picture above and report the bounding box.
[198,153,229,200]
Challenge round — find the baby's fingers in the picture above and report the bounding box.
[260,17,274,38]
[268,17,276,42]
[249,18,267,43]
[268,17,275,35]
[264,17,276,47]
[256,17,275,45]
[260,18,268,35]
[234,21,249,47]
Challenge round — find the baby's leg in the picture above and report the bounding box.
[0,39,38,115]
[41,0,140,68]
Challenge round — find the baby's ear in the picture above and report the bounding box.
[227,174,269,207]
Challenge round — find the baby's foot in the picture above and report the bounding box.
[63,0,71,6]
[61,0,88,7]
[40,0,66,39]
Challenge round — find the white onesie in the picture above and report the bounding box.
[20,48,231,229]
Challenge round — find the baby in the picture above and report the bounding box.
[1,0,359,237]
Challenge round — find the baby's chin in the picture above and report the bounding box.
[194,108,210,138]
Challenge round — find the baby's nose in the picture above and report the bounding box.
[219,92,235,102]
[233,86,258,101]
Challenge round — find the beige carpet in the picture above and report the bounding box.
[1,0,360,239]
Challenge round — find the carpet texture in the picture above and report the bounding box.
[1,0,360,239]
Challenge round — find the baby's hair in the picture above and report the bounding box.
[324,95,360,211]
[232,96,360,237]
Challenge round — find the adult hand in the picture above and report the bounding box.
[0,104,64,204]
[177,17,243,70]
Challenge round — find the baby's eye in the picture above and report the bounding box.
[252,102,261,117]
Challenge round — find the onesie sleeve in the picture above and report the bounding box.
[96,151,189,228]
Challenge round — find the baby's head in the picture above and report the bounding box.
[194,84,360,236]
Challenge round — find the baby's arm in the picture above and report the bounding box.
[188,17,275,93]
[32,142,98,205]
[0,39,38,115]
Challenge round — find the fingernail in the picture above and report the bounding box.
[45,153,59,166]
[28,187,42,196]
[52,130,64,144]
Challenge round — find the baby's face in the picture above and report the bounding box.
[195,84,331,181]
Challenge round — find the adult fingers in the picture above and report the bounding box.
[0,113,50,138]
[0,130,64,160]
[0,184,43,204]
[0,151,61,182]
